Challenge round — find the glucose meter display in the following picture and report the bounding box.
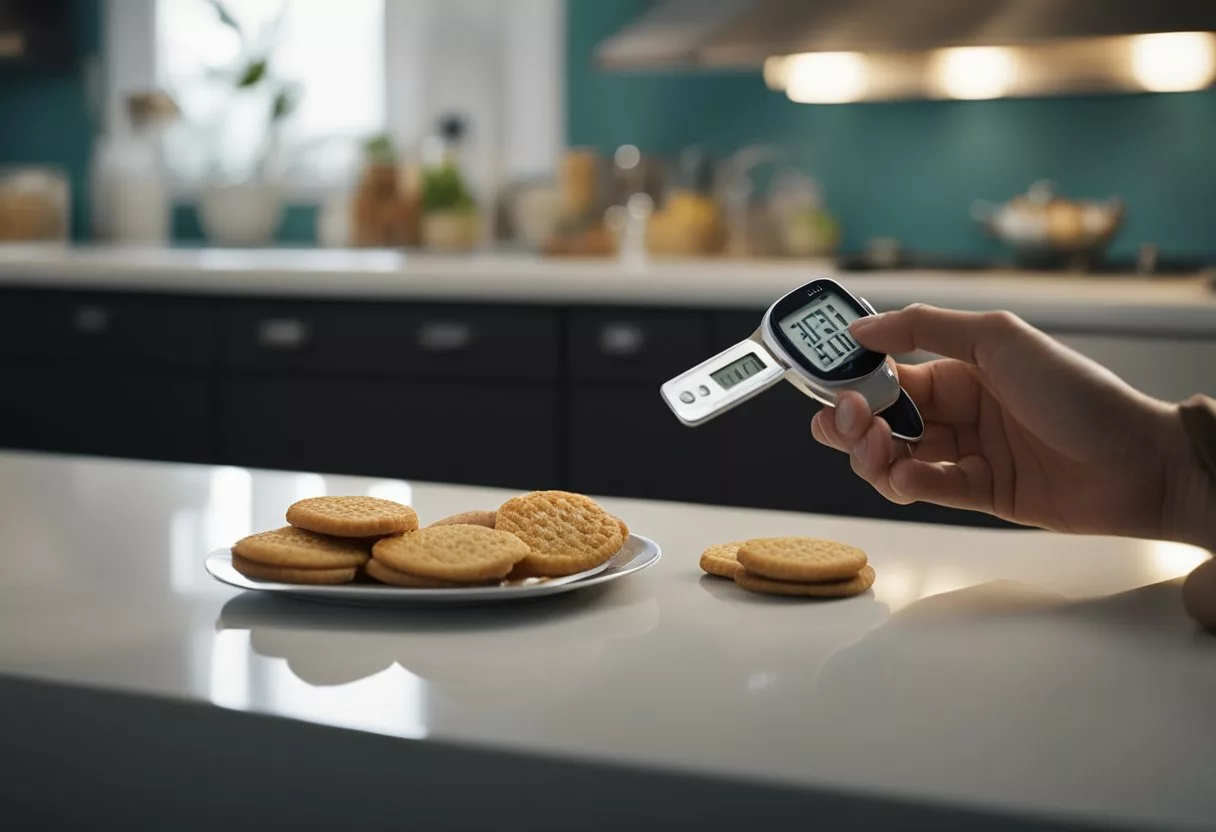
[778,291,864,372]
[710,352,766,390]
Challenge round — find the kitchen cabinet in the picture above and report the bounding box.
[0,289,215,463]
[0,364,212,461]
[0,284,1126,528]
[221,377,558,490]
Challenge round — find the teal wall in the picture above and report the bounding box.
[0,0,101,240]
[0,0,316,245]
[568,0,1216,258]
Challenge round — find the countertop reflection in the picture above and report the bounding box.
[0,449,1213,830]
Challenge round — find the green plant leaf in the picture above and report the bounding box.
[207,0,244,37]
[237,58,268,88]
[271,86,299,121]
[363,133,397,165]
[422,162,475,212]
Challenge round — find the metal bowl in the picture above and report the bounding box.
[972,180,1124,266]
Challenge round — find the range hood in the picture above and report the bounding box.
[597,0,1216,100]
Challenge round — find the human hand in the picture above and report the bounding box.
[810,304,1212,547]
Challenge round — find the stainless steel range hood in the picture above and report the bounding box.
[596,0,1216,100]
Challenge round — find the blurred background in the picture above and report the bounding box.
[2,0,1216,528]
[1,0,1213,266]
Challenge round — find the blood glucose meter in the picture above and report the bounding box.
[660,277,925,442]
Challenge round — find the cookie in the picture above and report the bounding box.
[286,496,419,538]
[372,525,529,582]
[737,537,867,582]
[232,526,371,569]
[496,491,623,577]
[231,553,357,585]
[615,516,630,541]
[365,558,475,588]
[734,565,876,598]
[699,541,745,579]
[428,509,497,529]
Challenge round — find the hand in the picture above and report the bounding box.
[810,304,1213,547]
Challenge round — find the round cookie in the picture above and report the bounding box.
[233,526,371,569]
[699,541,745,579]
[734,565,876,598]
[372,525,529,582]
[737,537,867,582]
[496,490,623,577]
[286,496,419,538]
[231,553,357,585]
[366,558,474,588]
[428,510,497,529]
[615,516,630,541]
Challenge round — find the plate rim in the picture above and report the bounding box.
[204,534,661,604]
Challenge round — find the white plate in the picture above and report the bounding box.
[204,534,661,607]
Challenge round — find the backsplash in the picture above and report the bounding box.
[0,0,99,241]
[567,0,1216,259]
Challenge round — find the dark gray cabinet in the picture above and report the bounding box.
[0,285,1005,527]
[221,377,558,490]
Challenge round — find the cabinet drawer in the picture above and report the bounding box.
[225,302,559,381]
[567,309,710,383]
[220,378,559,489]
[0,290,216,366]
[0,363,213,462]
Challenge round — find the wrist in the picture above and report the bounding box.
[1158,402,1216,551]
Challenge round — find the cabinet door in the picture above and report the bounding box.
[568,384,729,504]
[220,378,559,489]
[0,290,216,367]
[225,302,559,381]
[0,364,213,462]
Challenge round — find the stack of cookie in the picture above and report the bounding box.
[230,490,629,589]
[700,537,875,598]
[231,496,420,584]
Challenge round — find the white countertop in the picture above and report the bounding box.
[3,245,1216,336]
[0,450,1213,829]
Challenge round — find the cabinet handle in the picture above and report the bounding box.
[416,322,474,353]
[255,318,312,350]
[598,323,646,357]
[72,305,111,335]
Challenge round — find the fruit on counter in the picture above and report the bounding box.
[646,189,723,256]
[782,207,841,257]
[1045,200,1086,247]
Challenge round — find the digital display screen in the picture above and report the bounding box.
[711,352,766,390]
[777,290,863,372]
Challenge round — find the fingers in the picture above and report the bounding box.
[850,304,1028,368]
[887,455,994,514]
[812,402,992,511]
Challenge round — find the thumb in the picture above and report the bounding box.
[850,304,1026,368]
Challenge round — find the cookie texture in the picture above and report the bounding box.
[496,491,623,577]
[286,496,419,538]
[372,525,529,581]
[231,553,357,585]
[737,537,867,582]
[734,565,876,598]
[365,558,473,588]
[428,510,497,529]
[699,542,745,579]
[232,526,371,569]
[615,516,630,541]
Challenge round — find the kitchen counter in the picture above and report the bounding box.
[1,449,1213,830]
[3,245,1216,336]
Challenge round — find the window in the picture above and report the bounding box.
[155,0,385,187]
[105,0,564,200]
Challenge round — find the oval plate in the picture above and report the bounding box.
[205,534,661,607]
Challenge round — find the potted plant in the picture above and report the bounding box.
[189,0,301,246]
[420,161,479,251]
